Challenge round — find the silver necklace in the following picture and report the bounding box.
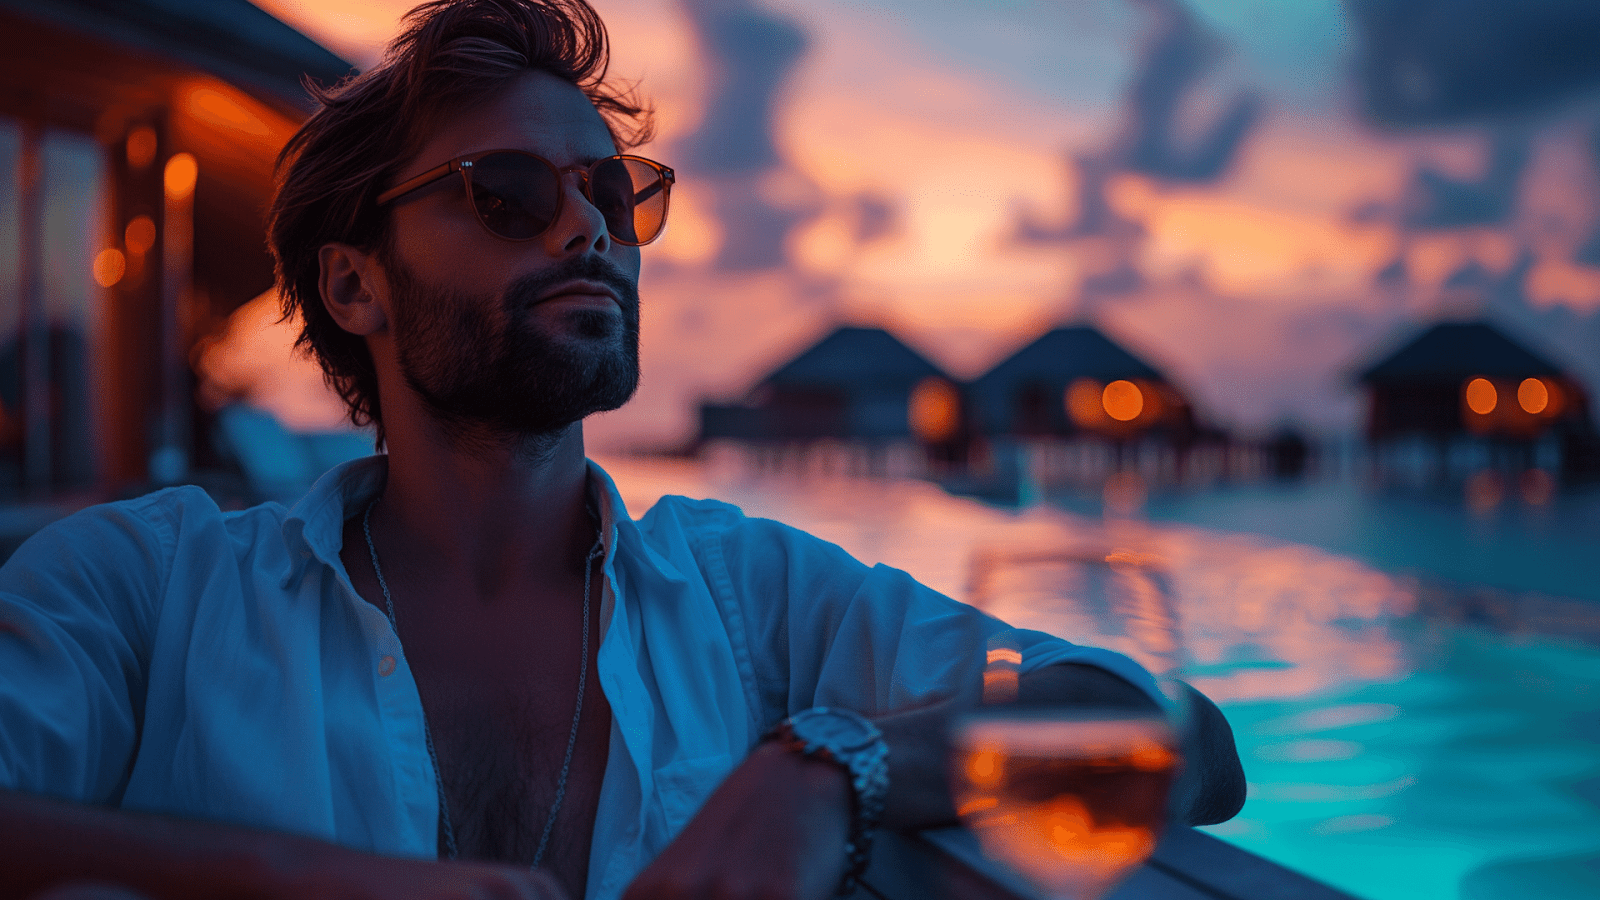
[363,496,603,868]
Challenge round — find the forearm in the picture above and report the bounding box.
[0,788,566,900]
[0,787,309,900]
[873,663,1244,831]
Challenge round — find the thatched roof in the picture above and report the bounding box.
[758,326,947,391]
[1357,320,1569,384]
[973,326,1164,389]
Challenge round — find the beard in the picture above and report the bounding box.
[386,253,641,444]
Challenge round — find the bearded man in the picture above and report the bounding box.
[0,2,1244,899]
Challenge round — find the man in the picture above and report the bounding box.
[0,2,1243,899]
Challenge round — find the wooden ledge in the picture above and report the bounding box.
[856,825,1360,900]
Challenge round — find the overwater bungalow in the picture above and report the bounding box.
[1355,318,1595,478]
[697,325,967,467]
[966,325,1199,443]
[0,0,349,499]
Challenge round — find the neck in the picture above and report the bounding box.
[370,409,596,602]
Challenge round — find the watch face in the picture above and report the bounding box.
[792,708,880,751]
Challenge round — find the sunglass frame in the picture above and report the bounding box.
[375,150,675,247]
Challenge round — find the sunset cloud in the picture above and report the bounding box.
[242,0,1600,447]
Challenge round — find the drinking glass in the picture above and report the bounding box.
[952,547,1187,900]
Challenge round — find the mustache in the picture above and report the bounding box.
[504,256,639,313]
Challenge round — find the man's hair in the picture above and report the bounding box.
[267,0,652,440]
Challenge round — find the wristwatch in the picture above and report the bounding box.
[765,707,891,896]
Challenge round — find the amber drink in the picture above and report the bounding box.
[953,713,1180,900]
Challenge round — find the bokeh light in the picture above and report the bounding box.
[125,125,157,169]
[91,248,126,288]
[908,376,961,443]
[1102,380,1144,422]
[125,215,156,254]
[1464,378,1498,416]
[1517,378,1549,415]
[163,152,198,198]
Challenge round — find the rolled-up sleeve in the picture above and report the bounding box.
[704,508,1165,724]
[0,500,169,802]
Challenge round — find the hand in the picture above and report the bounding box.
[622,741,852,900]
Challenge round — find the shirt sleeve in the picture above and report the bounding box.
[702,504,1167,725]
[0,497,171,802]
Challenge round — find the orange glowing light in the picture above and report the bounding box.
[965,748,1003,788]
[1544,381,1565,416]
[1517,378,1549,415]
[1066,378,1106,428]
[125,215,156,254]
[1102,380,1144,422]
[909,376,961,443]
[983,646,1022,704]
[982,668,1019,704]
[987,647,1023,666]
[92,248,126,288]
[164,153,198,199]
[185,85,271,137]
[126,126,157,169]
[1464,378,1497,415]
[1129,741,1177,772]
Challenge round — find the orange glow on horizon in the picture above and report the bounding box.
[249,0,1600,450]
[92,249,126,288]
[1464,378,1497,416]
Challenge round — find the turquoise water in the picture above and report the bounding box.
[1206,626,1600,899]
[598,455,1600,900]
[1137,479,1600,604]
[1127,478,1600,899]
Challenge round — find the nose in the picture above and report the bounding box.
[542,170,610,257]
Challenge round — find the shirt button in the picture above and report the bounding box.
[378,655,396,677]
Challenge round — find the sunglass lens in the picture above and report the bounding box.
[592,157,669,245]
[469,152,560,239]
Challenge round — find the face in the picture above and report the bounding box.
[378,70,643,437]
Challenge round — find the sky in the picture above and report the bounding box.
[239,0,1600,448]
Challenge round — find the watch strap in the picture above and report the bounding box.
[766,707,890,896]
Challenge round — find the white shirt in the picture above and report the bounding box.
[0,456,1160,899]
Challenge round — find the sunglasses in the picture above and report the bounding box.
[376,150,675,246]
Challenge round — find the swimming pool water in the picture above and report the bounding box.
[596,454,1600,900]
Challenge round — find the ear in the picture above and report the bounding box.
[318,242,389,337]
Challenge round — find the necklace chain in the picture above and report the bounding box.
[363,496,603,869]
